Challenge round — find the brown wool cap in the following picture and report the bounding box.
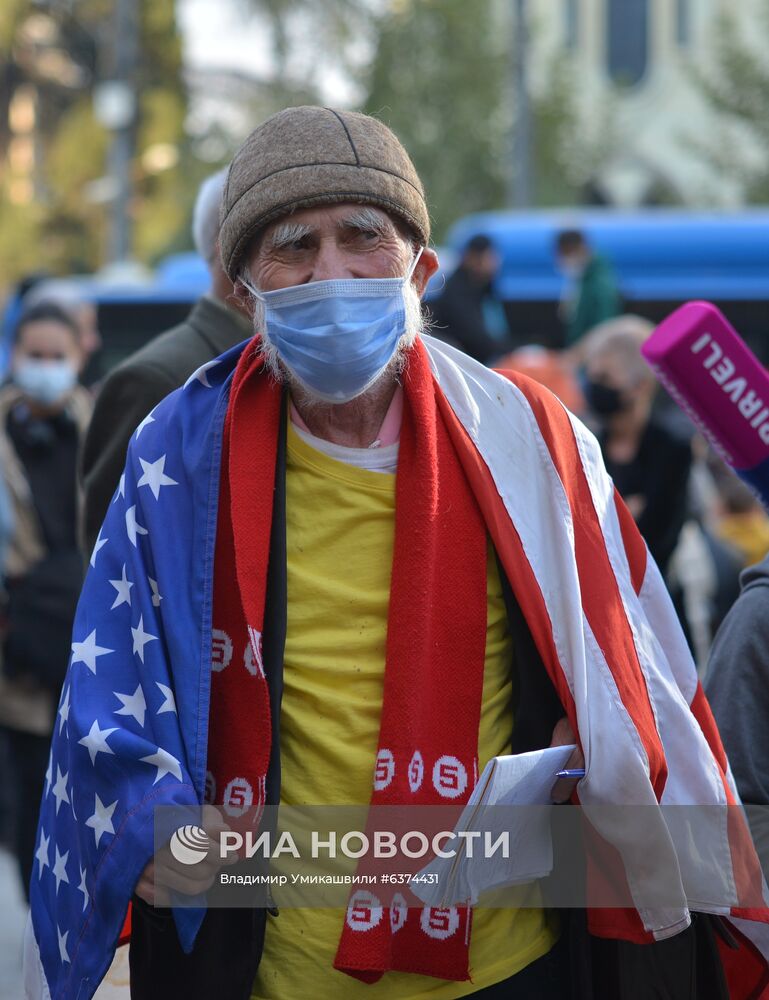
[220,106,430,281]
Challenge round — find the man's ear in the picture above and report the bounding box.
[232,278,251,306]
[413,247,440,298]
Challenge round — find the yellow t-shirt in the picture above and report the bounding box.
[251,423,555,999]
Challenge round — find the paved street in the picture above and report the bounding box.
[0,847,26,1000]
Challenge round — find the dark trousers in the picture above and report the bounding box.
[4,727,49,901]
[469,935,568,998]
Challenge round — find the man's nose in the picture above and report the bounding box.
[310,240,353,282]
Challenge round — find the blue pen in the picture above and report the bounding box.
[554,768,585,779]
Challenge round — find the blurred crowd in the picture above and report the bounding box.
[1,185,768,907]
[431,227,769,675]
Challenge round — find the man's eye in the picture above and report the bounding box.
[351,229,379,244]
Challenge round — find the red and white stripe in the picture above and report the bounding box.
[425,335,769,953]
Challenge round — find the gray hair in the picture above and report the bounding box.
[258,205,416,257]
[23,278,87,312]
[192,168,229,266]
[582,314,656,385]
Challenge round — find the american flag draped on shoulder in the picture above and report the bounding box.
[25,333,769,999]
[24,346,242,999]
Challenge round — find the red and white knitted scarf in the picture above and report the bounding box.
[207,339,488,983]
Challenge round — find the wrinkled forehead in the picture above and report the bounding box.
[256,203,405,249]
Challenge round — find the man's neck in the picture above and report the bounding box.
[291,377,398,448]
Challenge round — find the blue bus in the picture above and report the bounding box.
[445,210,769,358]
[18,211,767,379]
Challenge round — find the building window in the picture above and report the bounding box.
[564,0,578,49]
[606,0,649,86]
[676,0,690,46]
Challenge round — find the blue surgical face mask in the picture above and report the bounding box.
[245,248,423,404]
[13,358,77,406]
[559,257,585,280]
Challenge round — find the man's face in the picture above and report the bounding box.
[583,349,648,420]
[466,248,499,284]
[557,248,588,279]
[244,204,432,293]
[14,319,84,372]
[237,203,439,404]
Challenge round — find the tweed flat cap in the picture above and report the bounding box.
[220,106,430,280]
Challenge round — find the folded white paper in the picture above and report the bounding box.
[413,744,577,907]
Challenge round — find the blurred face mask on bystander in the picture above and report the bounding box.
[581,376,628,417]
[14,358,77,407]
[11,314,83,409]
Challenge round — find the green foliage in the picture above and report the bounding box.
[0,199,44,277]
[43,99,109,270]
[0,0,190,287]
[690,10,769,201]
[240,0,366,75]
[531,58,582,206]
[1,0,618,288]
[360,2,612,237]
[0,0,26,50]
[532,56,618,206]
[134,86,187,263]
[362,0,509,241]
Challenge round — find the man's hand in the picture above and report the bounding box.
[135,806,236,907]
[549,717,584,804]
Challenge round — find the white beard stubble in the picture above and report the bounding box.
[248,280,428,411]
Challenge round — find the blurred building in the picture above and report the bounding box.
[528,0,764,208]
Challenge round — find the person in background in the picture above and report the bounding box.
[0,273,51,378]
[0,302,91,898]
[581,315,692,579]
[705,554,769,870]
[711,468,769,568]
[80,167,253,555]
[23,278,103,382]
[555,229,620,347]
[28,107,767,1000]
[429,234,512,363]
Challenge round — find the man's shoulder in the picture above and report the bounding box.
[493,364,574,422]
[587,253,617,282]
[426,335,576,433]
[107,297,250,389]
[111,307,212,386]
[121,341,243,470]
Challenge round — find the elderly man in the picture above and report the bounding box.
[26,108,769,1000]
[80,168,252,555]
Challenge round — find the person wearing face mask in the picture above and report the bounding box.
[581,315,693,579]
[0,302,91,901]
[26,109,769,1000]
[555,229,621,347]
